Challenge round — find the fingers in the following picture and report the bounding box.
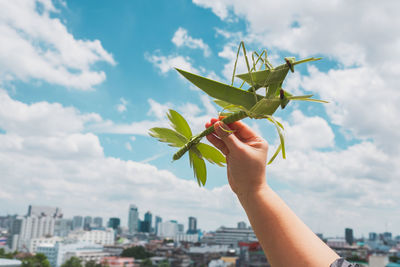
[213,121,242,152]
[205,133,229,155]
[228,120,260,142]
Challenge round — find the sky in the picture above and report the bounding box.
[0,0,400,238]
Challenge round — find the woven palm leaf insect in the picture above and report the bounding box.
[149,41,327,186]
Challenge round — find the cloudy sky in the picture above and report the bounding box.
[1,0,399,238]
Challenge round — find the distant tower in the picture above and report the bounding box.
[345,228,354,245]
[108,218,120,230]
[128,205,139,234]
[187,217,197,234]
[144,212,152,233]
[73,216,83,230]
[84,216,92,230]
[93,217,103,227]
[155,216,162,235]
[237,221,247,229]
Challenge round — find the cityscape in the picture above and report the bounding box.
[0,205,399,267]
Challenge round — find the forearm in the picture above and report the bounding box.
[238,184,339,267]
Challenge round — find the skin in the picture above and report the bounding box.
[205,118,340,267]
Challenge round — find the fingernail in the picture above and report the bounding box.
[214,121,232,138]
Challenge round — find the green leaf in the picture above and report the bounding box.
[197,143,226,167]
[266,116,286,159]
[214,100,246,113]
[167,109,192,139]
[149,127,187,147]
[175,68,263,111]
[189,149,207,186]
[267,144,282,165]
[286,96,328,103]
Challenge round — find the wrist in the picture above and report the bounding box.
[236,183,272,208]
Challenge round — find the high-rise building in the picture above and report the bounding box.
[237,221,247,229]
[157,221,178,238]
[144,212,152,233]
[128,205,138,234]
[369,232,377,241]
[177,223,184,233]
[383,232,392,241]
[155,216,162,235]
[93,217,103,228]
[187,217,197,234]
[73,216,83,230]
[107,218,120,230]
[84,216,92,230]
[345,228,354,245]
[54,219,73,237]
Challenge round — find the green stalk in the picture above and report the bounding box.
[173,110,248,160]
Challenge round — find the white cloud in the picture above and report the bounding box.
[0,90,246,230]
[0,0,115,90]
[117,98,128,113]
[144,51,200,75]
[172,27,211,57]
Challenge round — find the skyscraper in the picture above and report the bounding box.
[107,218,120,230]
[155,216,162,235]
[144,212,152,233]
[345,228,354,245]
[237,221,247,229]
[73,216,83,230]
[187,217,197,234]
[128,205,139,234]
[93,217,103,227]
[84,216,92,230]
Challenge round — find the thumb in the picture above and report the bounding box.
[214,121,242,151]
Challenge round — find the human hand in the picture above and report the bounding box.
[205,118,269,198]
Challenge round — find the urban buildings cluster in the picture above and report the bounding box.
[0,205,400,267]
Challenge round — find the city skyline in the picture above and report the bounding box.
[0,0,400,238]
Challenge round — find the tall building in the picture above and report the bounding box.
[187,217,197,234]
[84,216,92,230]
[54,219,73,237]
[128,205,138,234]
[157,221,178,238]
[155,216,162,235]
[369,232,377,241]
[237,221,247,229]
[345,228,354,245]
[107,218,120,230]
[72,216,83,230]
[144,212,152,233]
[93,217,103,228]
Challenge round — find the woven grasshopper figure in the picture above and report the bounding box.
[149,42,327,186]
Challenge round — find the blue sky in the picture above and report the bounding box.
[1,0,400,236]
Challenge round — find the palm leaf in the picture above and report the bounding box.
[167,109,192,139]
[214,100,246,113]
[189,149,207,186]
[266,116,286,159]
[267,143,282,165]
[148,127,187,147]
[197,143,226,167]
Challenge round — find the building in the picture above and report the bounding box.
[237,222,246,229]
[54,219,73,237]
[107,218,120,231]
[157,221,178,238]
[67,228,114,245]
[345,228,354,245]
[29,236,63,253]
[84,217,92,230]
[0,259,22,267]
[173,233,199,243]
[37,242,108,267]
[187,217,197,234]
[100,257,136,267]
[144,212,152,233]
[11,213,57,251]
[93,217,103,228]
[128,205,138,234]
[154,216,162,235]
[369,232,377,241]
[72,216,83,230]
[211,227,257,246]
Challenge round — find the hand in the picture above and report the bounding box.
[205,118,269,198]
